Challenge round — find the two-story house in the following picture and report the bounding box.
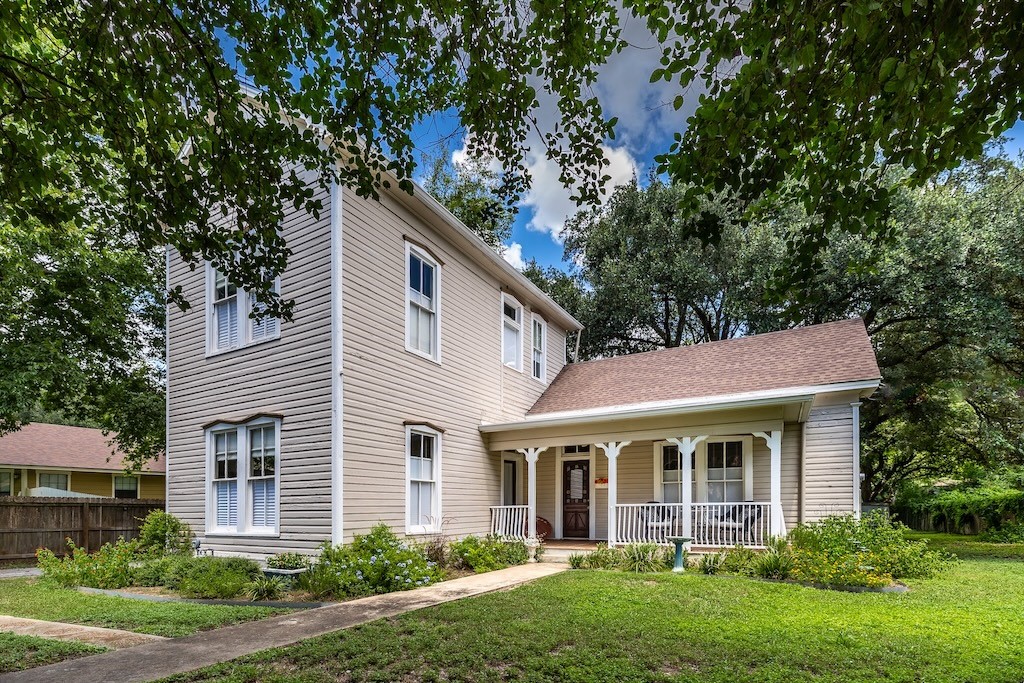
[166,142,881,558]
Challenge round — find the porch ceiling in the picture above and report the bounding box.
[480,399,804,452]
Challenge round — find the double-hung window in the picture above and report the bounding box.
[113,475,139,499]
[531,315,547,381]
[248,424,277,530]
[406,245,439,361]
[407,426,441,533]
[660,444,696,504]
[212,430,239,529]
[208,418,280,535]
[706,440,744,503]
[207,266,280,354]
[0,470,12,496]
[502,294,523,370]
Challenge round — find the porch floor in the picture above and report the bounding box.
[541,539,724,555]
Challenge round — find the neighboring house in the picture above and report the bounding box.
[0,423,165,499]
[166,134,881,556]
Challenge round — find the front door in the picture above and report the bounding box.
[562,460,590,538]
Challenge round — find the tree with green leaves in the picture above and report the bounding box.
[631,0,1024,282]
[542,155,1024,502]
[420,149,514,251]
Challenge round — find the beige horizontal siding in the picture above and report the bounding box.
[166,168,334,556]
[803,405,856,522]
[340,186,568,541]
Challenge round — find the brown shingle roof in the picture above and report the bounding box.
[0,423,164,473]
[528,318,880,416]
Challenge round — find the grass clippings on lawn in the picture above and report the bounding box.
[0,631,105,673]
[163,550,1024,683]
[0,579,289,638]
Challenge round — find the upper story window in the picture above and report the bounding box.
[406,244,440,361]
[502,294,523,370]
[531,315,547,382]
[207,266,280,355]
[207,417,281,535]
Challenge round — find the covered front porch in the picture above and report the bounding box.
[482,404,802,549]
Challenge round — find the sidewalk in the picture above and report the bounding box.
[0,568,41,580]
[0,562,568,683]
[0,616,165,649]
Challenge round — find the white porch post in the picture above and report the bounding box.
[667,436,707,540]
[596,441,631,547]
[755,430,785,537]
[517,447,547,542]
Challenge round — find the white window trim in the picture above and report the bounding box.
[653,436,754,503]
[530,314,547,383]
[404,242,442,364]
[36,471,71,491]
[405,424,442,535]
[554,445,597,540]
[501,293,524,372]
[205,417,282,537]
[205,263,281,357]
[111,474,140,499]
[0,468,14,496]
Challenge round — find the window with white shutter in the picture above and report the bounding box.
[207,264,280,354]
[249,271,280,342]
[406,245,439,361]
[502,294,522,370]
[407,426,441,534]
[212,430,238,529]
[248,424,277,529]
[212,269,239,351]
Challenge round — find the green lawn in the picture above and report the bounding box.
[907,530,1024,560]
[0,632,105,673]
[0,579,288,637]
[164,546,1024,682]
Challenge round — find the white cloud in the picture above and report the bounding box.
[501,241,526,270]
[521,144,640,241]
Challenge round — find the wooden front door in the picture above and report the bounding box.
[562,460,590,538]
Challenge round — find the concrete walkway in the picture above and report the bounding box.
[0,568,41,580]
[0,562,568,683]
[0,616,165,649]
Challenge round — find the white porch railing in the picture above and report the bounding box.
[613,502,772,548]
[489,505,529,540]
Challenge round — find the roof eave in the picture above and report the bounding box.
[481,378,880,433]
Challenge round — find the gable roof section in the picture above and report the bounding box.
[527,318,880,417]
[0,423,165,474]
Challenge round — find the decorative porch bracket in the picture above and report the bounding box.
[666,435,708,540]
[595,441,631,547]
[753,430,785,537]
[516,447,548,542]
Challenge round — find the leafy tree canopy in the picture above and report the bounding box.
[633,0,1024,281]
[420,149,514,251]
[533,153,1024,501]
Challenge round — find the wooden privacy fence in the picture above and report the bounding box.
[0,497,164,560]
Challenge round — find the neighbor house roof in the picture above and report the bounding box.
[527,318,880,417]
[0,423,165,474]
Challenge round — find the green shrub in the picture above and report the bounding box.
[697,551,724,575]
[621,543,661,573]
[131,555,180,587]
[175,557,262,599]
[567,552,588,569]
[789,512,950,587]
[583,544,623,569]
[719,545,757,576]
[137,511,193,555]
[753,539,795,580]
[266,552,309,570]
[450,535,529,573]
[897,469,1024,531]
[245,575,286,601]
[297,524,443,599]
[978,521,1024,543]
[37,538,140,589]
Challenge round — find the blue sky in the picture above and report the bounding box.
[410,110,1024,273]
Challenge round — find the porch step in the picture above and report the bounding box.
[539,547,589,563]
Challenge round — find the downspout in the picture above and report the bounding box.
[851,401,862,518]
[164,246,170,504]
[799,420,806,525]
[330,180,345,545]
